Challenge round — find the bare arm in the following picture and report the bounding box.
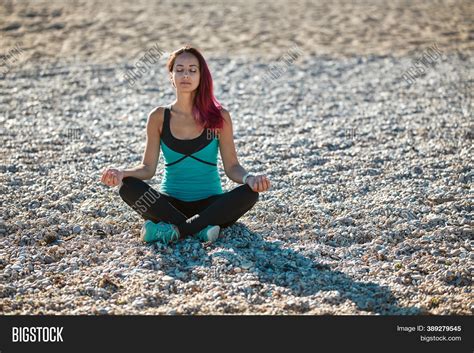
[218,109,271,192]
[122,107,163,180]
[218,109,248,183]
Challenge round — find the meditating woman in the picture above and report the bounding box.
[100,45,271,245]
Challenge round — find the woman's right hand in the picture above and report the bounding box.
[100,167,124,187]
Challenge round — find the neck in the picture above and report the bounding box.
[172,91,195,115]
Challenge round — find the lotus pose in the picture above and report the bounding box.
[100,46,271,245]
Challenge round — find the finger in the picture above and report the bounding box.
[254,177,259,191]
[261,178,267,191]
[257,177,263,192]
[255,177,261,191]
[263,176,270,190]
[250,179,257,192]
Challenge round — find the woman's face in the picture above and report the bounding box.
[170,52,200,92]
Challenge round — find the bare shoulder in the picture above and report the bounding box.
[148,106,166,135]
[219,107,232,124]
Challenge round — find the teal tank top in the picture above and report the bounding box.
[159,105,224,201]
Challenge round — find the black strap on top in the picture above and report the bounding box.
[165,152,217,167]
[164,106,217,167]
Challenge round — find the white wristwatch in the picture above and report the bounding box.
[242,173,253,184]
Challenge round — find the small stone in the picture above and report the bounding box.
[241,261,253,270]
[162,275,174,282]
[3,22,22,31]
[412,166,423,175]
[43,255,55,264]
[450,249,461,256]
[43,233,57,245]
[334,217,354,226]
[132,298,146,308]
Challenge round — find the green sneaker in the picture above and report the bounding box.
[141,220,180,244]
[194,225,220,242]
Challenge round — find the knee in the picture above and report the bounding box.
[121,176,139,186]
[118,176,139,200]
[243,184,259,205]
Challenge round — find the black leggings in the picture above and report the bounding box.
[118,176,259,237]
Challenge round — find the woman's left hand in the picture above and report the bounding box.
[246,174,271,192]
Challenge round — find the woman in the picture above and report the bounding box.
[100,46,271,245]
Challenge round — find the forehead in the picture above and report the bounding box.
[174,52,199,67]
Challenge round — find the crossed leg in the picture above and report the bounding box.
[118,176,259,238]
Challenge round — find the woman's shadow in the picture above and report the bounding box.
[158,223,422,315]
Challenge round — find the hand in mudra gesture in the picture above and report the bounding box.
[246,174,271,192]
[100,167,124,187]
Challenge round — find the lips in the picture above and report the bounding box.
[180,82,191,85]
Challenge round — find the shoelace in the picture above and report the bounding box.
[157,224,179,244]
[168,227,179,242]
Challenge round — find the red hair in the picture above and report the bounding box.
[167,46,224,131]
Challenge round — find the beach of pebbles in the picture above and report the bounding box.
[1,47,472,315]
